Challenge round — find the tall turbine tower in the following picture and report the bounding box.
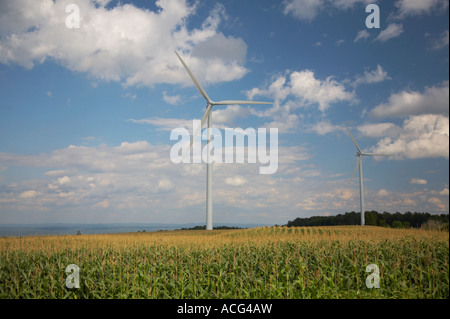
[345,125,390,226]
[175,51,272,230]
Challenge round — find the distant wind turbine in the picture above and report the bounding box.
[175,51,272,230]
[344,124,390,226]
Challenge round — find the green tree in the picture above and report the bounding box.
[392,221,403,228]
[365,211,378,226]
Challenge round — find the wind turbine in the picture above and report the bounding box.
[175,51,272,230]
[344,125,390,226]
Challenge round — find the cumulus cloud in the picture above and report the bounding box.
[308,121,346,135]
[427,197,446,210]
[282,0,324,22]
[158,179,175,191]
[225,176,247,186]
[94,199,109,209]
[129,105,255,133]
[394,0,449,18]
[374,23,404,42]
[1,138,448,222]
[429,30,449,50]
[163,91,182,106]
[289,71,355,111]
[357,123,401,138]
[0,141,185,218]
[370,81,449,118]
[370,114,449,159]
[365,189,448,213]
[354,29,370,42]
[283,0,374,21]
[128,117,194,131]
[410,178,428,185]
[247,70,355,112]
[19,190,41,199]
[241,69,355,134]
[0,0,249,87]
[212,105,253,126]
[352,65,391,86]
[0,139,318,223]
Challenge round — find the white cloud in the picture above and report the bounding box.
[19,190,41,199]
[245,70,354,132]
[374,23,404,42]
[128,117,194,131]
[0,0,249,87]
[394,0,449,17]
[282,0,324,22]
[308,121,346,135]
[370,81,449,118]
[225,176,247,186]
[357,123,401,138]
[354,29,370,42]
[45,170,68,177]
[1,138,448,222]
[352,65,391,86]
[262,111,302,134]
[249,70,354,112]
[94,199,109,209]
[163,91,182,105]
[212,105,253,126]
[427,197,445,210]
[370,114,449,159]
[439,188,449,196]
[122,93,137,100]
[377,189,390,196]
[246,75,291,102]
[0,139,315,223]
[158,178,175,191]
[130,105,256,134]
[290,71,354,111]
[58,176,71,185]
[410,178,428,185]
[191,32,247,64]
[283,0,375,21]
[430,30,449,50]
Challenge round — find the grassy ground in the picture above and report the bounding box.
[0,226,448,299]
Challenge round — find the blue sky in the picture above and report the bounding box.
[0,0,448,225]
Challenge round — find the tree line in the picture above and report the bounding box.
[286,211,449,229]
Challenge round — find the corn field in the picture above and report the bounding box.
[0,226,448,299]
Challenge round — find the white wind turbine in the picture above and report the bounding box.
[344,124,390,226]
[175,51,272,230]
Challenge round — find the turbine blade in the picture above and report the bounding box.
[350,157,361,183]
[344,124,362,153]
[175,51,211,103]
[182,104,212,160]
[212,100,272,105]
[362,153,391,157]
